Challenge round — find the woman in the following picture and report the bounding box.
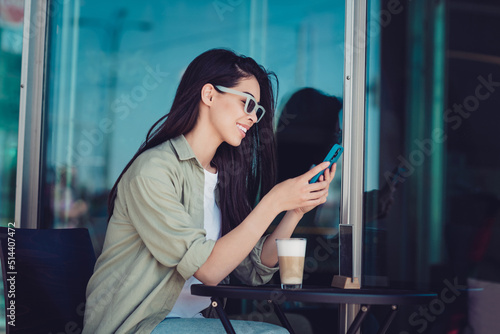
[83,48,335,333]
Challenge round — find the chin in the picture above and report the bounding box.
[226,137,244,147]
[229,140,243,147]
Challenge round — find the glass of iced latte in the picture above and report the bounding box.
[276,238,307,289]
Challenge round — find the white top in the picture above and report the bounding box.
[166,169,221,318]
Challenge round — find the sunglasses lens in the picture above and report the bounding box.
[246,99,256,114]
[255,107,264,121]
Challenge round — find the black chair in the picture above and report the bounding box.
[0,227,96,334]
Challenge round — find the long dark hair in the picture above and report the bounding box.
[108,48,278,236]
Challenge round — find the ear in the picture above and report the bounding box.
[201,83,215,106]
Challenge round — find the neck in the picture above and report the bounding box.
[184,124,221,172]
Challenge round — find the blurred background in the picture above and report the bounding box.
[1,0,499,333]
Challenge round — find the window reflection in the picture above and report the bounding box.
[41,0,345,268]
[0,0,24,331]
[0,0,23,225]
[364,0,500,332]
[40,1,345,331]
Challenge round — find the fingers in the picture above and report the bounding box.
[320,163,337,180]
[322,167,329,182]
[304,191,329,206]
[331,162,337,177]
[310,163,336,188]
[284,161,336,211]
[304,185,329,202]
[305,161,330,181]
[306,163,336,202]
[308,179,328,191]
[326,163,336,182]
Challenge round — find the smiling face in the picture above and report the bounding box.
[208,76,261,147]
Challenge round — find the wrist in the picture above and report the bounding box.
[259,191,282,218]
[287,209,304,220]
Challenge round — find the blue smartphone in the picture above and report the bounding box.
[309,144,344,183]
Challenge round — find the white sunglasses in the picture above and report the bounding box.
[215,85,266,123]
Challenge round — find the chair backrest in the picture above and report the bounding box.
[0,227,96,334]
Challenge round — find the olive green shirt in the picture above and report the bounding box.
[83,135,278,334]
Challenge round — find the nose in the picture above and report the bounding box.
[247,111,258,124]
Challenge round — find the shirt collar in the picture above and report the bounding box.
[170,134,198,161]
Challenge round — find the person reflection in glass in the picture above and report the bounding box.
[274,88,396,287]
[48,166,89,228]
[276,88,395,225]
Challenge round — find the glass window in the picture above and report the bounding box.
[364,0,447,290]
[41,0,345,243]
[364,0,500,332]
[0,0,23,228]
[40,0,345,330]
[0,0,24,330]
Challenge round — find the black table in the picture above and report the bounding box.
[191,284,437,334]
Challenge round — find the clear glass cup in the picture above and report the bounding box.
[276,238,307,289]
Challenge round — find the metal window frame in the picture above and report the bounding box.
[341,0,367,332]
[16,0,49,228]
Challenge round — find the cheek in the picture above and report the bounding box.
[211,105,235,132]
[211,100,229,120]
[225,101,246,119]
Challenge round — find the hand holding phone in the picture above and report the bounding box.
[309,144,344,183]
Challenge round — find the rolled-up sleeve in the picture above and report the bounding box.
[232,234,279,286]
[123,174,216,280]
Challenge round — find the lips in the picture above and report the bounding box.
[236,123,249,137]
[236,124,247,134]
